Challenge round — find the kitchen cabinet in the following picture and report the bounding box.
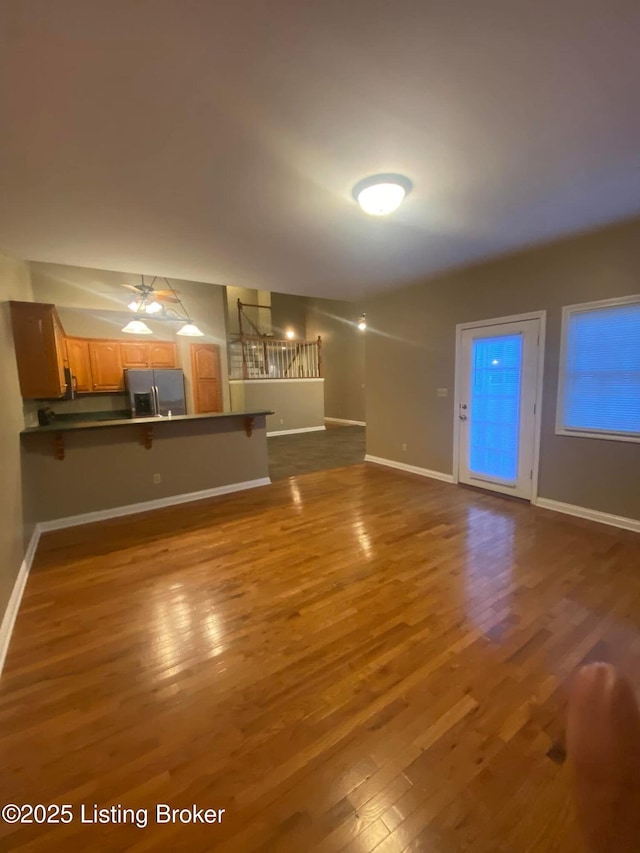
[119,341,177,369]
[149,342,177,368]
[120,341,150,368]
[10,302,181,397]
[88,341,123,392]
[10,301,69,398]
[65,338,92,393]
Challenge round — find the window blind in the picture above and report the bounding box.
[562,301,640,436]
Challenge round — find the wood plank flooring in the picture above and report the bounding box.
[1,464,639,851]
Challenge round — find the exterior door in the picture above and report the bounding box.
[191,344,223,413]
[457,318,541,500]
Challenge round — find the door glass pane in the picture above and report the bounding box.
[470,334,523,482]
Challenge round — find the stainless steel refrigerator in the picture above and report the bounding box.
[124,368,187,417]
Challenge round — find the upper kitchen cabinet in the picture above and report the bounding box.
[149,342,177,368]
[120,341,150,368]
[120,341,177,369]
[10,301,69,399]
[65,337,92,393]
[88,341,123,391]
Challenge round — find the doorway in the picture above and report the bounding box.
[190,343,223,413]
[454,313,545,501]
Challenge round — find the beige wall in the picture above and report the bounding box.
[270,292,307,341]
[0,254,34,618]
[365,217,640,520]
[225,286,271,336]
[29,262,231,413]
[22,416,269,523]
[230,379,324,434]
[306,297,366,423]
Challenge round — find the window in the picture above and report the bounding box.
[556,295,640,442]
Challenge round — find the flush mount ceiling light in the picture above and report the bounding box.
[352,173,412,216]
[122,319,153,335]
[358,313,367,331]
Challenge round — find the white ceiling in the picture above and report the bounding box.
[1,1,640,300]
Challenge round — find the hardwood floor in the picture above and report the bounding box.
[1,464,639,851]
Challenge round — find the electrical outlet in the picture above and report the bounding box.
[436,388,448,397]
[280,418,284,424]
[153,473,161,484]
[401,443,407,452]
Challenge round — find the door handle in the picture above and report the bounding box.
[459,415,468,420]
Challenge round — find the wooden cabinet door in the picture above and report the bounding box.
[9,301,68,398]
[88,341,123,391]
[120,341,150,368]
[190,343,222,412]
[149,342,177,368]
[66,338,92,393]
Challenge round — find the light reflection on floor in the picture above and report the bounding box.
[463,504,515,629]
[150,583,227,674]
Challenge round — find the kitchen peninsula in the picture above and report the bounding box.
[21,410,272,527]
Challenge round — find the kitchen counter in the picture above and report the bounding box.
[21,410,273,434]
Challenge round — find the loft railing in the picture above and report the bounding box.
[237,299,272,337]
[229,335,322,380]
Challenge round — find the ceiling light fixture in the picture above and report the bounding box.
[176,323,204,337]
[358,313,367,331]
[122,319,153,335]
[123,275,204,336]
[286,329,295,339]
[352,173,412,216]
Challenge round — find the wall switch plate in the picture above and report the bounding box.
[436,388,448,397]
[153,473,161,484]
[401,443,407,451]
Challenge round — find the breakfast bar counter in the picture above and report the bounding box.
[20,410,273,527]
[21,410,272,434]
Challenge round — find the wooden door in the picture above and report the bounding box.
[66,338,92,392]
[120,341,150,368]
[89,341,123,391]
[149,342,177,368]
[190,343,223,413]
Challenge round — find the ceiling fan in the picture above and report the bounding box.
[121,275,181,313]
[119,275,203,336]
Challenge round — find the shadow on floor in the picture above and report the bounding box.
[268,425,365,480]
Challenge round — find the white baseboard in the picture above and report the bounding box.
[365,454,455,484]
[38,477,272,533]
[324,418,366,427]
[534,497,640,533]
[0,524,42,676]
[267,426,326,437]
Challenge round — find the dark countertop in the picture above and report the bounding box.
[21,410,273,435]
